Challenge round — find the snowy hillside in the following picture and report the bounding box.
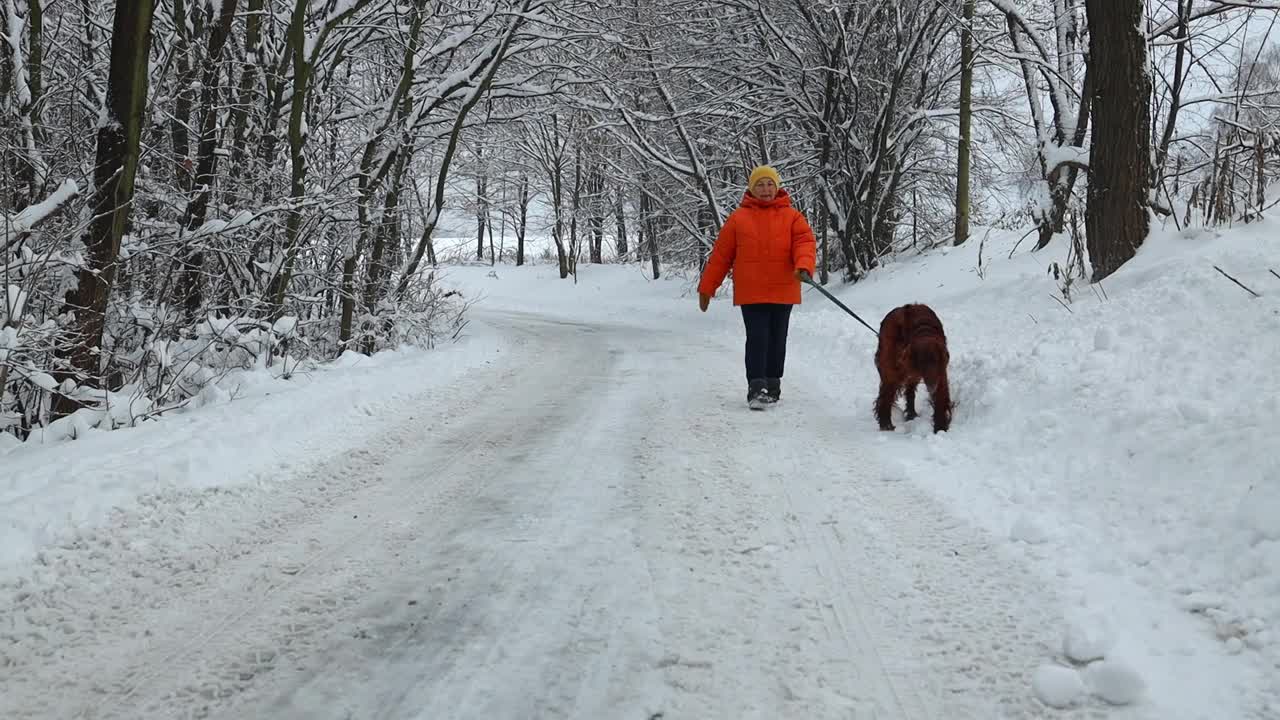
[783,220,1280,716]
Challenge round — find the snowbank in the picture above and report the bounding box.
[783,218,1280,716]
[0,326,509,578]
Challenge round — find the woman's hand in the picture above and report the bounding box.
[699,293,711,312]
[794,268,812,282]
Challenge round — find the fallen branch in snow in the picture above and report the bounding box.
[1213,265,1260,298]
[1,179,80,252]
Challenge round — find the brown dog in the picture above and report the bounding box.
[874,303,952,433]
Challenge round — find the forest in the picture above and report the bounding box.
[2,0,1278,438]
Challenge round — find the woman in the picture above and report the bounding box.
[698,165,817,410]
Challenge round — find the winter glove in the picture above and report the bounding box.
[698,293,711,312]
[794,269,812,283]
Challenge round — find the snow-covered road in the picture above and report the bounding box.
[4,309,1139,719]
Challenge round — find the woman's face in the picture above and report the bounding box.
[750,177,778,201]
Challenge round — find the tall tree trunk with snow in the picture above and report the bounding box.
[340,4,423,348]
[817,205,829,284]
[265,0,311,319]
[639,183,659,279]
[4,0,47,206]
[589,167,604,264]
[953,0,974,246]
[475,141,486,261]
[54,0,155,416]
[613,188,627,258]
[515,174,528,266]
[364,148,411,315]
[1151,0,1191,193]
[178,0,239,321]
[1084,0,1151,282]
[647,219,660,280]
[225,0,264,187]
[569,147,581,276]
[25,0,43,148]
[267,0,371,318]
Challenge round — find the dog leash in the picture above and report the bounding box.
[800,274,880,336]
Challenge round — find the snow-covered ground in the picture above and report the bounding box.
[1,216,1277,719]
[779,219,1280,718]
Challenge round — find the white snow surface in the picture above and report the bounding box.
[2,217,1279,719]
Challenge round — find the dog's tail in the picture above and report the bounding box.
[909,338,946,376]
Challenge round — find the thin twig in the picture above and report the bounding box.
[1006,226,1038,259]
[1092,278,1109,303]
[1050,294,1074,314]
[1269,268,1279,282]
[1214,265,1260,297]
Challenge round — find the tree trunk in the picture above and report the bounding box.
[54,0,155,416]
[340,3,423,346]
[366,150,410,312]
[516,174,528,266]
[265,0,311,321]
[475,142,486,261]
[648,221,660,280]
[1152,0,1191,190]
[169,0,198,194]
[4,0,46,206]
[1084,0,1151,282]
[589,168,604,263]
[953,0,974,246]
[225,0,265,189]
[178,0,239,322]
[614,187,628,258]
[818,203,829,284]
[26,0,43,137]
[569,148,581,276]
[639,187,659,279]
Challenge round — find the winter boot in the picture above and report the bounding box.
[764,377,781,404]
[747,378,769,410]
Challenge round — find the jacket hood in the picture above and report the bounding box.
[739,188,794,210]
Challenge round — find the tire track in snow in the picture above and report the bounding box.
[770,463,936,719]
[620,338,933,719]
[201,316,669,720]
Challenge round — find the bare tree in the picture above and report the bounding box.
[53,0,156,417]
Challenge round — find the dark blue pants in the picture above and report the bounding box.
[740,303,793,381]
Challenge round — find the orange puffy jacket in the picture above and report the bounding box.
[697,189,817,305]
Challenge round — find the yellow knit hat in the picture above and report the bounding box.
[747,165,781,190]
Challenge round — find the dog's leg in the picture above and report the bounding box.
[903,381,918,420]
[874,381,898,431]
[928,376,953,433]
